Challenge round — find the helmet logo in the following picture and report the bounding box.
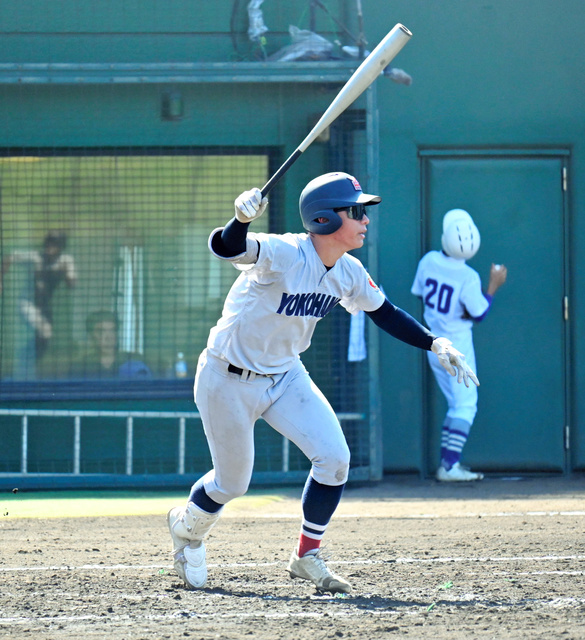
[350,177,362,191]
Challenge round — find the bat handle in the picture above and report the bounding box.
[261,148,303,198]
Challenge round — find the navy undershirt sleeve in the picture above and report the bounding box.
[214,217,250,257]
[366,299,436,350]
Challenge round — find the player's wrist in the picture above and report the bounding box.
[431,336,451,354]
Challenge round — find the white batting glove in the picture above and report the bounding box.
[234,188,268,224]
[431,337,480,388]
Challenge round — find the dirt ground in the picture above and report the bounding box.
[1,475,585,640]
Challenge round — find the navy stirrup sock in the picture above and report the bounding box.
[189,479,223,514]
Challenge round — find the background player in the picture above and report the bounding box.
[167,173,478,593]
[411,208,508,482]
[0,230,77,367]
[69,310,152,379]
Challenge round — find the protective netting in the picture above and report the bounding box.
[0,151,270,384]
[0,145,372,478]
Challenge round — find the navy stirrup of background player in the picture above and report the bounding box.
[299,172,381,235]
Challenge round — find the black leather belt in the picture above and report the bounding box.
[228,363,271,378]
[228,363,245,375]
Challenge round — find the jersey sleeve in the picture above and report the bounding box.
[208,229,297,276]
[242,233,299,276]
[339,257,386,315]
[460,269,490,318]
[410,258,425,297]
[215,232,300,287]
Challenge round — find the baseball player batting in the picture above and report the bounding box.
[411,208,507,482]
[167,173,478,593]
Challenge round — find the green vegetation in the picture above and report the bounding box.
[1,488,287,519]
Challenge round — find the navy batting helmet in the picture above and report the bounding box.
[299,172,381,235]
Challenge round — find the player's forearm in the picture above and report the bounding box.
[486,281,500,296]
[366,299,436,350]
[216,217,250,257]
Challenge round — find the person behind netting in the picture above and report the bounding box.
[0,230,77,363]
[411,208,508,482]
[70,310,152,380]
[166,172,479,595]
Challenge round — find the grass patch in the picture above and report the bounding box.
[1,489,290,519]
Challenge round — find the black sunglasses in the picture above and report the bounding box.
[334,204,368,220]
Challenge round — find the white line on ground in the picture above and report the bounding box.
[3,596,585,627]
[252,511,585,519]
[1,554,584,573]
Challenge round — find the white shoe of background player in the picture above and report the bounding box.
[287,548,352,594]
[167,502,222,589]
[436,462,484,482]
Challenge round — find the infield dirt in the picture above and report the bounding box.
[1,475,585,639]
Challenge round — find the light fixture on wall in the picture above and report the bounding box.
[161,90,184,121]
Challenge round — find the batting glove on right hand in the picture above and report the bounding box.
[431,337,480,388]
[234,188,268,224]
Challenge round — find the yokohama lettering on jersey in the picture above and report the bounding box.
[276,292,341,318]
[207,230,385,374]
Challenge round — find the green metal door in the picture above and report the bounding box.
[420,151,569,474]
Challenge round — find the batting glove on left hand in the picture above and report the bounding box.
[234,188,268,223]
[431,337,480,388]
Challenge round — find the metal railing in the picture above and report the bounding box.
[0,409,199,476]
[0,408,365,478]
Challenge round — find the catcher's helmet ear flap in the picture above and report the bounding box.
[299,172,381,235]
[441,218,481,260]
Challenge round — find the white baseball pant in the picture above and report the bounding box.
[427,332,478,425]
[194,350,350,505]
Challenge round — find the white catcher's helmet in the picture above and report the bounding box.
[441,209,481,260]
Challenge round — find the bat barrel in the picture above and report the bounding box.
[297,23,412,152]
[260,23,412,198]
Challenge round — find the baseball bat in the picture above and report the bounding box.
[261,23,412,197]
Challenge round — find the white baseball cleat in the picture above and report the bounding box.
[287,548,352,594]
[167,503,221,589]
[436,462,484,482]
[171,537,208,589]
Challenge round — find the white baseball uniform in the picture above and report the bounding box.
[411,250,489,423]
[195,229,386,504]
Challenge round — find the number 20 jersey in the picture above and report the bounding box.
[410,250,489,338]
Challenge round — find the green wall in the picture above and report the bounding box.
[1,0,583,476]
[360,1,584,472]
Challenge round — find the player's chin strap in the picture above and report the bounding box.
[431,337,480,388]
